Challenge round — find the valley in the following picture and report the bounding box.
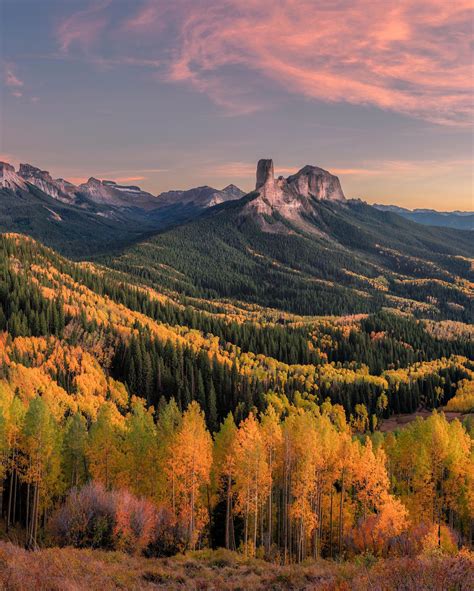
[0,159,472,587]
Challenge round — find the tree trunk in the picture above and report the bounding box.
[338,469,345,556]
[12,470,18,525]
[225,474,231,549]
[6,466,14,532]
[329,486,334,558]
[26,483,30,541]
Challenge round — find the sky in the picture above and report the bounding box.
[1,0,473,210]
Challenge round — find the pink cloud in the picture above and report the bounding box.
[58,0,473,125]
[57,0,112,53]
[4,63,25,98]
[112,176,146,183]
[334,158,474,179]
[5,65,24,88]
[163,0,473,125]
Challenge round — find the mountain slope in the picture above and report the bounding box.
[0,161,245,255]
[374,204,474,231]
[0,182,157,257]
[147,184,246,230]
[105,160,473,321]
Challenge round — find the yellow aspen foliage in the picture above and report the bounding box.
[121,397,158,498]
[169,401,213,549]
[87,402,125,490]
[233,412,271,556]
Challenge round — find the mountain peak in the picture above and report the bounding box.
[256,159,275,190]
[254,159,345,203]
[19,163,53,183]
[84,177,102,186]
[0,162,27,191]
[222,183,243,193]
[287,164,345,202]
[247,159,346,233]
[18,163,77,202]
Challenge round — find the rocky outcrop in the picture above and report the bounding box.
[0,162,28,191]
[18,163,77,202]
[245,159,346,234]
[256,159,275,190]
[77,178,159,210]
[157,184,245,209]
[286,165,345,202]
[255,159,345,204]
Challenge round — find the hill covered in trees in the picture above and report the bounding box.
[105,163,473,322]
[0,232,472,570]
[2,158,473,325]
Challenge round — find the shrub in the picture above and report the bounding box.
[113,489,157,554]
[50,481,116,549]
[50,481,187,556]
[145,505,187,557]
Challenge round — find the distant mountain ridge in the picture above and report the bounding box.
[374,204,474,231]
[1,160,244,213]
[0,160,245,254]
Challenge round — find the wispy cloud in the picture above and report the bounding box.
[133,0,473,125]
[359,158,471,176]
[65,169,168,185]
[56,0,473,125]
[112,176,146,183]
[57,0,112,53]
[198,157,473,188]
[4,63,24,98]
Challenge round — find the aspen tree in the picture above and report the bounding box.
[122,397,158,497]
[213,413,238,550]
[21,397,62,548]
[233,412,271,556]
[87,402,124,490]
[172,402,212,549]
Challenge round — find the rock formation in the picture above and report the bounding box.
[246,159,346,234]
[18,163,76,202]
[77,178,159,210]
[0,162,27,191]
[157,184,245,209]
[255,159,345,203]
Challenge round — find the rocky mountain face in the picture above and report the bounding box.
[2,161,245,215]
[246,159,346,234]
[76,178,159,210]
[107,159,473,322]
[157,184,245,208]
[18,164,77,203]
[0,162,27,191]
[0,160,247,253]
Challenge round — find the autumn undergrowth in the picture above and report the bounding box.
[0,543,472,591]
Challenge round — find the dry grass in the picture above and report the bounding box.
[0,544,472,590]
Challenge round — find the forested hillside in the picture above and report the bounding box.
[0,184,156,257]
[0,233,472,563]
[106,196,474,322]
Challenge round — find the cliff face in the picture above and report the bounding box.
[0,162,27,191]
[286,165,345,202]
[157,184,244,208]
[18,164,77,202]
[245,159,346,233]
[76,178,159,210]
[255,159,345,204]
